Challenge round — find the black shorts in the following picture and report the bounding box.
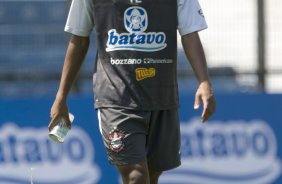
[97,107,181,171]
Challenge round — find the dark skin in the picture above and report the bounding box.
[48,35,89,131]
[181,32,216,122]
[48,31,216,184]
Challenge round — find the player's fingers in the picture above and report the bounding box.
[194,93,201,109]
[48,116,60,131]
[202,108,210,122]
[202,96,216,122]
[208,95,216,114]
[201,98,209,122]
[64,117,72,129]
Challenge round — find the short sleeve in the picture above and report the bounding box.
[177,0,208,36]
[64,0,94,37]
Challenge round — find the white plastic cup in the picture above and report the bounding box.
[48,113,74,143]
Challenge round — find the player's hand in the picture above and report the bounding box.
[194,81,216,122]
[48,97,71,131]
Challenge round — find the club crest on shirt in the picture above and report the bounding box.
[124,7,147,33]
[108,128,125,153]
[106,6,167,52]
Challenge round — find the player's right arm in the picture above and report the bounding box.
[49,0,94,131]
[49,35,89,131]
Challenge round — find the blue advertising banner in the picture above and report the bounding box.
[0,94,281,184]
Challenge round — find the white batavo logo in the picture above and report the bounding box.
[0,123,100,184]
[106,6,167,52]
[160,118,282,184]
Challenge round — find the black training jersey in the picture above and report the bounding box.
[92,0,179,110]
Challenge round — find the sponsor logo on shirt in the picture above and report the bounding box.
[135,67,156,81]
[0,123,101,184]
[106,6,167,52]
[160,118,282,184]
[110,57,173,65]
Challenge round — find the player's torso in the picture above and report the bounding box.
[92,0,179,110]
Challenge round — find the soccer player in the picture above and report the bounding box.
[48,0,216,183]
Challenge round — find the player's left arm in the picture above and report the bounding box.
[181,31,216,122]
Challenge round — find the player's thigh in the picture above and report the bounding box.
[147,109,181,171]
[98,107,150,165]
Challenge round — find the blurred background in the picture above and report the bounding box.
[0,0,281,184]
